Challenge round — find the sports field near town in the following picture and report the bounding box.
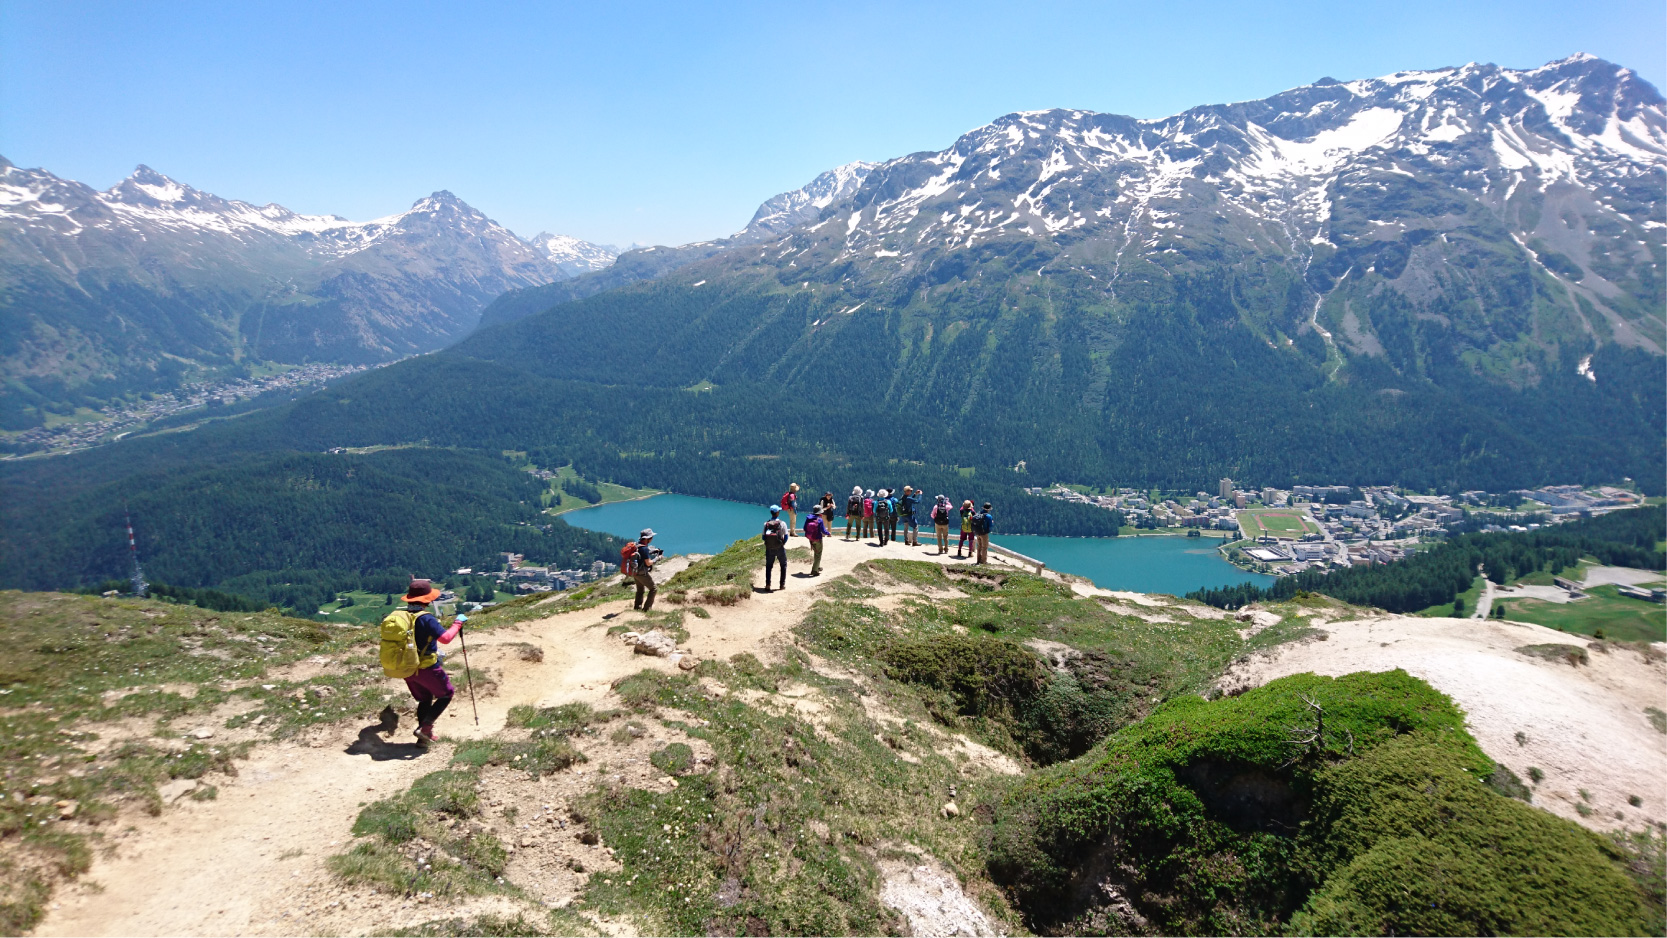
[1238,509,1319,539]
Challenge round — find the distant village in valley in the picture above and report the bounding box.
[454,552,616,607]
[3,361,381,457]
[1025,479,1648,577]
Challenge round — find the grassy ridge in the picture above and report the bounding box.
[986,671,1648,935]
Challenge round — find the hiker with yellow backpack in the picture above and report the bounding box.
[380,579,468,745]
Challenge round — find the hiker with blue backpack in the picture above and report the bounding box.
[974,501,995,564]
[874,488,893,546]
[898,486,921,547]
[379,579,467,746]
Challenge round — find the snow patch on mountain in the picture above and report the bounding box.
[529,231,618,277]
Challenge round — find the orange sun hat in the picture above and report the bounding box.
[403,579,442,604]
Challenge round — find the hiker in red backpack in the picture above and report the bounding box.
[762,506,791,591]
[781,483,800,535]
[400,579,463,745]
[623,528,661,611]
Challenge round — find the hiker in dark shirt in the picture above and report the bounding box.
[975,502,995,564]
[899,486,920,547]
[932,495,953,554]
[845,487,863,540]
[762,505,791,591]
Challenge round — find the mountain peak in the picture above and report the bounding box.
[110,165,196,205]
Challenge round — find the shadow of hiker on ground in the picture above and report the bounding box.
[344,706,427,761]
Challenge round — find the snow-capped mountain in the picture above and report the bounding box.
[528,232,618,277]
[712,54,1663,366]
[0,160,604,408]
[739,160,876,240]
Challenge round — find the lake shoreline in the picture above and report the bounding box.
[564,493,1274,595]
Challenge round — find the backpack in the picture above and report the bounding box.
[620,541,640,575]
[379,610,423,678]
[973,511,993,535]
[763,519,788,548]
[864,498,874,515]
[847,495,862,515]
[781,492,794,510]
[875,497,891,516]
[932,504,950,524]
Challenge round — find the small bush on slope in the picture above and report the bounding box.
[984,670,1646,936]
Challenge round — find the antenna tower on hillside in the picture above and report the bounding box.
[124,507,149,597]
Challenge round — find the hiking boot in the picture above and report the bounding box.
[415,725,438,745]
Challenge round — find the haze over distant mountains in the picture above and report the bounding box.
[0,159,617,418]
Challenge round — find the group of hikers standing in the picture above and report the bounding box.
[772,483,996,572]
[839,487,993,562]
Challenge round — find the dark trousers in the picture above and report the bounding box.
[764,547,787,588]
[876,515,891,545]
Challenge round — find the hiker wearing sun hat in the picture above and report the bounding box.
[627,529,662,612]
[378,578,465,745]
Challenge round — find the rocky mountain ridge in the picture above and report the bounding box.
[0,159,613,422]
[700,54,1664,370]
[450,54,1663,493]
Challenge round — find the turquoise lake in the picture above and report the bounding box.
[562,494,1273,596]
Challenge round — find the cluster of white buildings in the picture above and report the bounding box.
[454,552,614,602]
[1027,478,1647,577]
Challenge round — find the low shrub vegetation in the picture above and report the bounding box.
[984,670,1647,936]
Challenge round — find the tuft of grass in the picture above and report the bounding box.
[1647,707,1667,734]
[1612,827,1666,935]
[660,538,764,603]
[0,874,49,936]
[1515,643,1589,666]
[649,743,694,776]
[331,768,512,898]
[450,737,585,778]
[387,911,597,937]
[505,702,618,737]
[1484,764,1532,802]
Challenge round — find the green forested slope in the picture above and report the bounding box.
[0,448,619,612]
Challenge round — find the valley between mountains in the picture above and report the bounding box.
[10,537,1664,936]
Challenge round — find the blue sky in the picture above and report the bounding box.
[2,1,1661,247]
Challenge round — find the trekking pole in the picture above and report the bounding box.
[457,622,480,726]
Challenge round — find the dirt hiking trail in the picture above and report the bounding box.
[31,537,1667,935]
[34,537,1009,937]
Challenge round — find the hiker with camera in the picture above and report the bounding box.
[378,579,466,746]
[623,528,662,611]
